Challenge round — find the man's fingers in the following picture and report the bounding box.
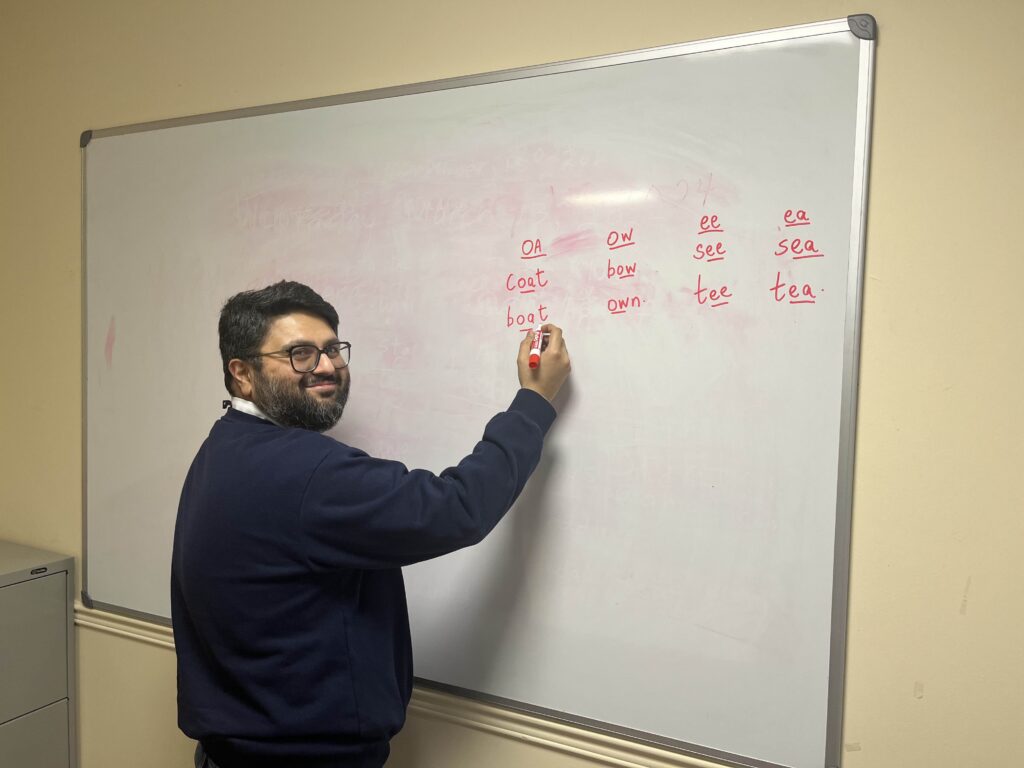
[538,324,564,354]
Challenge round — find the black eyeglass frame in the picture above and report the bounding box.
[248,341,351,373]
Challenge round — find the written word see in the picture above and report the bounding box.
[693,242,727,261]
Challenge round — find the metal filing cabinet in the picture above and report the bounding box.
[0,541,77,768]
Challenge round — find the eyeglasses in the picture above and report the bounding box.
[249,342,351,373]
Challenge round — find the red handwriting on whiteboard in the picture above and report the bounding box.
[698,214,723,235]
[694,214,727,262]
[607,260,637,279]
[506,268,549,295]
[607,296,643,315]
[784,209,812,227]
[693,242,727,262]
[694,274,732,308]
[521,238,547,260]
[775,238,824,260]
[507,303,550,330]
[770,272,819,304]
[607,228,636,250]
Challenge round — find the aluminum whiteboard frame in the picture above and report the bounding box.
[80,15,877,768]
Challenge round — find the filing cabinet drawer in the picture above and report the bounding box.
[0,573,68,723]
[0,698,70,768]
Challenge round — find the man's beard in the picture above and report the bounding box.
[250,367,349,432]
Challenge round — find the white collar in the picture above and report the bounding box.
[229,396,281,426]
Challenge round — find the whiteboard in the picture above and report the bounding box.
[83,16,875,768]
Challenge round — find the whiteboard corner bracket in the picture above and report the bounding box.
[848,14,877,41]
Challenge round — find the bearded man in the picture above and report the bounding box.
[170,280,570,768]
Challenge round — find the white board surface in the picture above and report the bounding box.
[84,18,874,768]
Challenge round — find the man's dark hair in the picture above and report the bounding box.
[219,280,340,395]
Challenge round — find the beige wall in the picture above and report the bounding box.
[2,1,1021,766]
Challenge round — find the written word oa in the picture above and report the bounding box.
[521,238,547,260]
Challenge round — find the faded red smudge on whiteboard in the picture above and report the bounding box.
[105,317,116,369]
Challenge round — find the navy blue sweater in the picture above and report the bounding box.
[171,389,555,768]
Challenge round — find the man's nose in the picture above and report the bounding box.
[313,350,336,376]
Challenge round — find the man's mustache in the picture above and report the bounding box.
[301,372,341,387]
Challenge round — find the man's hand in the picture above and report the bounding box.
[518,324,571,403]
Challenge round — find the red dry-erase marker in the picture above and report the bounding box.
[528,326,543,368]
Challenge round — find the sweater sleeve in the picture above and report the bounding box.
[298,389,556,570]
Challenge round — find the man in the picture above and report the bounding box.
[171,280,570,768]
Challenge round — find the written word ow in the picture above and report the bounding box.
[607,228,636,250]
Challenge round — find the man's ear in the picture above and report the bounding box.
[227,359,255,399]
